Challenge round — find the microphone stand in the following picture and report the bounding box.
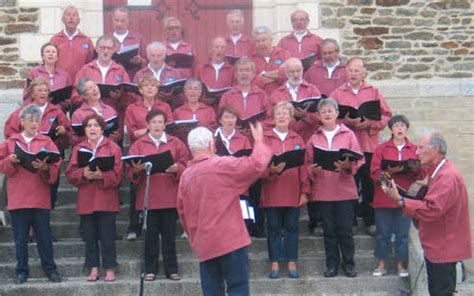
[139,163,152,296]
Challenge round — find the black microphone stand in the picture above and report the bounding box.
[139,163,152,296]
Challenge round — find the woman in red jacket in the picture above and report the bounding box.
[305,98,363,278]
[261,101,309,279]
[126,108,190,281]
[370,115,425,278]
[0,104,62,284]
[214,105,252,155]
[65,113,123,282]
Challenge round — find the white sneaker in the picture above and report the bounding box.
[0,211,6,226]
[398,269,409,278]
[180,231,188,239]
[126,232,137,241]
[372,267,387,277]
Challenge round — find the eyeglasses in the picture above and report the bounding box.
[98,46,114,51]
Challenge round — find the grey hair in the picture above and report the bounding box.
[428,132,448,156]
[252,26,272,38]
[95,35,116,48]
[272,101,295,119]
[234,56,255,72]
[184,78,203,91]
[63,5,79,17]
[76,77,93,96]
[146,41,166,56]
[188,127,213,155]
[318,98,339,112]
[227,9,244,22]
[321,38,340,52]
[163,16,181,28]
[20,104,42,120]
[112,6,130,17]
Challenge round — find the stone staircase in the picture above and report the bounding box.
[0,160,409,296]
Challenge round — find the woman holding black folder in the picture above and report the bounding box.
[261,102,309,279]
[370,115,425,278]
[125,108,190,281]
[214,105,252,155]
[305,98,363,278]
[65,113,123,282]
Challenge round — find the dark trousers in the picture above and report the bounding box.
[248,180,265,234]
[10,208,57,276]
[265,207,299,261]
[200,247,249,296]
[425,258,456,296]
[374,208,411,262]
[355,153,375,227]
[49,150,64,210]
[81,212,117,269]
[307,201,321,228]
[127,183,142,235]
[144,208,178,276]
[318,200,355,269]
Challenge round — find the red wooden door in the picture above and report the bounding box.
[103,0,253,64]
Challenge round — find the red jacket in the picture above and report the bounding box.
[219,85,269,119]
[371,138,426,208]
[277,31,323,59]
[127,133,189,210]
[173,103,217,129]
[225,34,255,57]
[4,103,71,150]
[125,99,173,143]
[177,140,272,262]
[0,133,61,210]
[70,101,120,146]
[65,137,123,215]
[261,129,309,208]
[165,40,197,78]
[305,124,364,202]
[404,160,472,263]
[250,47,291,95]
[23,65,72,102]
[50,30,95,81]
[111,31,147,79]
[132,64,182,84]
[304,60,348,97]
[214,128,252,153]
[267,81,321,141]
[196,61,234,89]
[330,82,392,153]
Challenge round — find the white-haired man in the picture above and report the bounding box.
[225,9,255,58]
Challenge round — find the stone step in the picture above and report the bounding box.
[0,235,378,262]
[0,252,397,281]
[0,274,406,296]
[54,187,131,206]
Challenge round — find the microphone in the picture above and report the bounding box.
[145,162,153,175]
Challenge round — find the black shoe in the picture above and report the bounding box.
[47,271,62,283]
[342,265,357,278]
[15,274,27,284]
[323,267,338,278]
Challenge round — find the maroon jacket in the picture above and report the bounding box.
[225,34,256,58]
[0,133,61,210]
[23,65,72,102]
[304,60,347,97]
[277,31,323,59]
[219,85,269,119]
[173,103,217,129]
[66,137,123,215]
[250,47,291,96]
[197,61,234,89]
[132,64,182,85]
[165,40,197,78]
[111,31,148,79]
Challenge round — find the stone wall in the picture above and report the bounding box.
[320,0,474,80]
[0,1,39,89]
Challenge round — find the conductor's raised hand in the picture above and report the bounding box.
[249,121,264,142]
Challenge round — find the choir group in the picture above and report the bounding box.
[0,5,471,296]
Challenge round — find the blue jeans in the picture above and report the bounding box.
[10,208,57,276]
[265,207,300,262]
[199,247,249,296]
[374,208,411,262]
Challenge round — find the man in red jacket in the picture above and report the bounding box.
[383,132,472,295]
[177,123,272,295]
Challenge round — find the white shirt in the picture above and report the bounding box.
[37,103,48,117]
[21,132,36,144]
[148,63,165,81]
[214,128,235,150]
[113,31,128,44]
[230,34,242,45]
[396,143,405,161]
[273,128,288,142]
[348,83,360,95]
[293,30,307,43]
[324,60,340,78]
[170,41,180,51]
[88,136,105,155]
[91,106,103,116]
[286,82,299,101]
[212,62,225,81]
[264,56,270,63]
[148,132,167,149]
[64,29,79,41]
[96,61,111,82]
[323,125,340,149]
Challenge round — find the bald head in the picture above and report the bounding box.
[291,10,310,32]
[346,57,367,89]
[285,57,303,86]
[210,37,227,62]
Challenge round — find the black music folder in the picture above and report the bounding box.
[301,53,317,72]
[337,100,381,121]
[77,148,115,172]
[165,53,194,69]
[313,146,363,171]
[165,119,198,137]
[225,55,240,66]
[112,43,139,66]
[290,96,321,113]
[15,142,61,173]
[381,159,421,174]
[204,85,231,105]
[71,116,119,137]
[270,149,306,174]
[214,134,252,158]
[122,150,175,175]
[158,78,187,96]
[237,110,266,129]
[40,116,59,141]
[50,85,73,105]
[97,82,139,98]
